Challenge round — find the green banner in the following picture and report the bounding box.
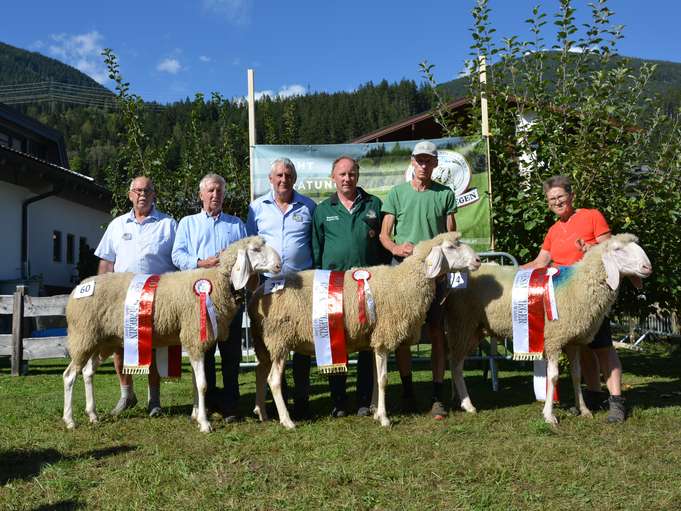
[253,137,490,251]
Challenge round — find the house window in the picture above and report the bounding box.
[52,231,62,262]
[66,234,75,264]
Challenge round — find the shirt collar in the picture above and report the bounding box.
[126,205,161,223]
[202,209,223,221]
[265,190,302,205]
[329,187,365,206]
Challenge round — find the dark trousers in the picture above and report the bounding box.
[205,307,244,410]
[328,350,374,409]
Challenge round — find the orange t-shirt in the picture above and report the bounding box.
[542,208,610,266]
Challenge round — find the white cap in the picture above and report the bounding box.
[411,141,437,157]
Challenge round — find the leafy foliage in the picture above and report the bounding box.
[425,0,681,317]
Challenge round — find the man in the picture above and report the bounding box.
[246,158,317,419]
[523,175,627,422]
[379,141,457,420]
[311,156,389,417]
[172,173,247,422]
[95,176,177,417]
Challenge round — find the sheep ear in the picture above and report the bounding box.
[231,249,253,290]
[602,252,620,290]
[425,246,445,278]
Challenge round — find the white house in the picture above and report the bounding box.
[0,103,112,294]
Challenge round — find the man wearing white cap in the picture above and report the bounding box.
[379,140,457,420]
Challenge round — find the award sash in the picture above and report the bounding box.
[312,270,348,374]
[155,345,182,378]
[123,274,160,374]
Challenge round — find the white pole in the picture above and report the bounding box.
[479,55,495,250]
[247,69,256,202]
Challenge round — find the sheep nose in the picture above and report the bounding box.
[641,264,652,275]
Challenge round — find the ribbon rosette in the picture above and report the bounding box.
[194,279,218,343]
[352,269,376,325]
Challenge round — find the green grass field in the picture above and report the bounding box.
[1,341,680,511]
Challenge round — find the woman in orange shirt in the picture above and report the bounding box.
[524,175,626,422]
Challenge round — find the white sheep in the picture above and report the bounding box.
[248,232,481,429]
[63,236,281,432]
[444,233,652,424]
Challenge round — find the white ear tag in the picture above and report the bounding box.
[264,278,286,295]
[448,271,468,289]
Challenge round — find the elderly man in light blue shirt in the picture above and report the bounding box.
[246,157,316,419]
[95,176,177,417]
[172,173,247,422]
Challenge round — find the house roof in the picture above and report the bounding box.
[0,143,112,212]
[351,97,472,143]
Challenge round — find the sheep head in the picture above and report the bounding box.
[221,236,282,290]
[420,232,482,279]
[594,234,652,290]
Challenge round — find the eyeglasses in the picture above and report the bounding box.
[130,188,154,196]
[547,193,570,204]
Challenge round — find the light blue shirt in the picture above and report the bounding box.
[95,206,177,274]
[246,190,316,275]
[172,210,247,270]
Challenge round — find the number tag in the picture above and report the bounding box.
[264,278,286,295]
[73,281,96,298]
[447,271,468,289]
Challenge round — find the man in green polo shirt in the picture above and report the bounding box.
[379,140,457,420]
[312,155,390,417]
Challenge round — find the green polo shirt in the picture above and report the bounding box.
[382,181,457,245]
[312,188,390,270]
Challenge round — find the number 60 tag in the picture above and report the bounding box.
[73,281,96,299]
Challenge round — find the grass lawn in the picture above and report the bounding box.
[1,341,680,511]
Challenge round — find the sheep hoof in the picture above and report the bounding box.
[379,416,391,427]
[88,414,99,424]
[64,419,76,430]
[198,421,213,433]
[460,401,478,414]
[580,408,593,419]
[191,407,198,421]
[253,406,268,422]
[281,419,296,430]
[544,414,559,425]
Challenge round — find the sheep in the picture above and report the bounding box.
[443,233,652,424]
[248,231,481,429]
[63,235,281,433]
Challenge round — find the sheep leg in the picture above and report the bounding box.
[268,356,295,429]
[370,351,379,412]
[542,357,560,425]
[452,357,477,413]
[372,349,390,427]
[63,361,79,429]
[82,355,102,424]
[253,353,271,422]
[189,356,212,433]
[565,345,592,418]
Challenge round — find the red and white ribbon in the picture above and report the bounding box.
[533,359,559,403]
[194,279,218,343]
[155,345,182,378]
[123,274,160,374]
[312,270,348,374]
[544,267,560,321]
[352,269,376,325]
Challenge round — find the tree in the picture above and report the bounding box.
[424,0,681,317]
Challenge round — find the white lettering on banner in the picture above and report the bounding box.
[457,188,480,207]
[312,270,333,366]
[511,269,533,355]
[73,281,95,298]
[123,274,152,368]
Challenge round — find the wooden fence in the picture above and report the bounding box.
[0,285,69,376]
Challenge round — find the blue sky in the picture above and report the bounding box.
[3,1,680,104]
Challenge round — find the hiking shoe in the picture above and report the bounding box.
[148,404,162,418]
[330,407,347,418]
[430,400,447,420]
[584,389,608,411]
[357,406,371,417]
[110,394,138,416]
[607,396,627,423]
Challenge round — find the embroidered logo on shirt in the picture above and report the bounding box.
[122,232,132,240]
[365,209,377,219]
[326,215,339,222]
[292,213,303,222]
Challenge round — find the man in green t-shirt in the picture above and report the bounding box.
[312,156,390,417]
[379,141,457,420]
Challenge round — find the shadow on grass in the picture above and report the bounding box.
[0,445,137,485]
[33,499,86,510]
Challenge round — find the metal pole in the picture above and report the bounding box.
[479,55,495,250]
[247,69,256,202]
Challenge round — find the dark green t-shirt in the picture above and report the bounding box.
[312,188,390,270]
[381,181,457,245]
